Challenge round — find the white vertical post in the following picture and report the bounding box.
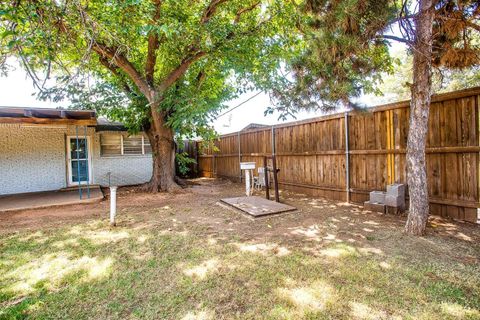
[110,186,117,226]
[245,169,251,196]
[344,112,350,203]
[238,131,242,182]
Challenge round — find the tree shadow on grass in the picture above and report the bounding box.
[1,211,479,319]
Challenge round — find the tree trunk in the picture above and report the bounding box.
[405,0,434,235]
[143,101,179,192]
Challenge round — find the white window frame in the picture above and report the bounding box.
[66,136,93,186]
[120,135,124,155]
[100,133,151,157]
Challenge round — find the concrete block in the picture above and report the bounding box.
[386,205,405,215]
[386,183,406,197]
[364,201,385,214]
[385,194,405,208]
[369,191,386,204]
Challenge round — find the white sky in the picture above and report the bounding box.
[0,38,407,135]
[0,64,325,134]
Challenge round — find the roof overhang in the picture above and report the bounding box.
[95,118,127,132]
[0,107,97,126]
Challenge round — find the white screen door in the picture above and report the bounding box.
[67,136,92,186]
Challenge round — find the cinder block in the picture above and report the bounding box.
[364,201,386,214]
[386,205,405,215]
[386,184,406,197]
[385,194,405,208]
[369,191,386,204]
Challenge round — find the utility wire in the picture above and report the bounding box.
[216,91,263,118]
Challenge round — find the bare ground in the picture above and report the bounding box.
[1,178,479,319]
[1,178,479,265]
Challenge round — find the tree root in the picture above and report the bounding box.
[137,178,183,193]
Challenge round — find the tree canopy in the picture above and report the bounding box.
[367,47,480,104]
[273,0,480,114]
[280,0,480,235]
[0,0,299,137]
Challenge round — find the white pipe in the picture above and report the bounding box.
[245,169,251,196]
[110,186,117,226]
[344,112,350,203]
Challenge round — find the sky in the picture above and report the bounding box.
[0,63,325,134]
[0,39,407,135]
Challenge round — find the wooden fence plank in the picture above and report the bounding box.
[196,88,480,223]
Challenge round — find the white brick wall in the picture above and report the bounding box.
[0,124,152,195]
[0,124,67,195]
[91,131,153,187]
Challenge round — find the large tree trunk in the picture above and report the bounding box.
[405,0,434,235]
[143,101,179,192]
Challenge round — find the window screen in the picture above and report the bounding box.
[123,135,143,155]
[100,134,122,156]
[100,133,151,156]
[143,138,152,154]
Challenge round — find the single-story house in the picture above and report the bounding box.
[0,107,153,196]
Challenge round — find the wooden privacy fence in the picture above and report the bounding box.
[197,87,480,224]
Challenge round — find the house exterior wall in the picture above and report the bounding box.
[91,131,152,187]
[0,124,68,195]
[0,124,152,195]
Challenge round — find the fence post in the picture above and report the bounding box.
[238,131,242,182]
[386,110,395,184]
[344,112,350,203]
[194,141,199,177]
[477,95,480,224]
[271,125,276,155]
[213,154,216,178]
[264,156,270,200]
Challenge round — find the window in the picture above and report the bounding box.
[101,135,122,156]
[100,134,151,156]
[123,135,143,154]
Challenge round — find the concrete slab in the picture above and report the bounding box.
[363,201,386,214]
[221,196,296,217]
[0,187,104,213]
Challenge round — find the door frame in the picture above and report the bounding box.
[66,135,93,186]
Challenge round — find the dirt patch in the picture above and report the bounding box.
[1,178,479,319]
[1,178,479,262]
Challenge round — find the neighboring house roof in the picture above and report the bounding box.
[0,107,97,126]
[96,118,127,132]
[241,123,269,131]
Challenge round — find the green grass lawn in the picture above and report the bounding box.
[1,218,479,320]
[1,183,479,319]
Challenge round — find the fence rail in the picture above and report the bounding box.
[195,87,480,224]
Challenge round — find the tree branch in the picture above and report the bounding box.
[234,1,261,23]
[201,0,229,24]
[42,3,153,100]
[92,43,152,98]
[376,34,413,45]
[434,15,480,33]
[465,20,480,33]
[98,57,138,96]
[157,51,207,93]
[386,14,417,27]
[217,1,265,43]
[145,0,162,86]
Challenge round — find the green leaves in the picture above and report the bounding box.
[271,0,397,116]
[175,152,196,176]
[1,0,299,141]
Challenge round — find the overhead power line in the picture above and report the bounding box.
[216,91,263,118]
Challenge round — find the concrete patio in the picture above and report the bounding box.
[0,187,104,213]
